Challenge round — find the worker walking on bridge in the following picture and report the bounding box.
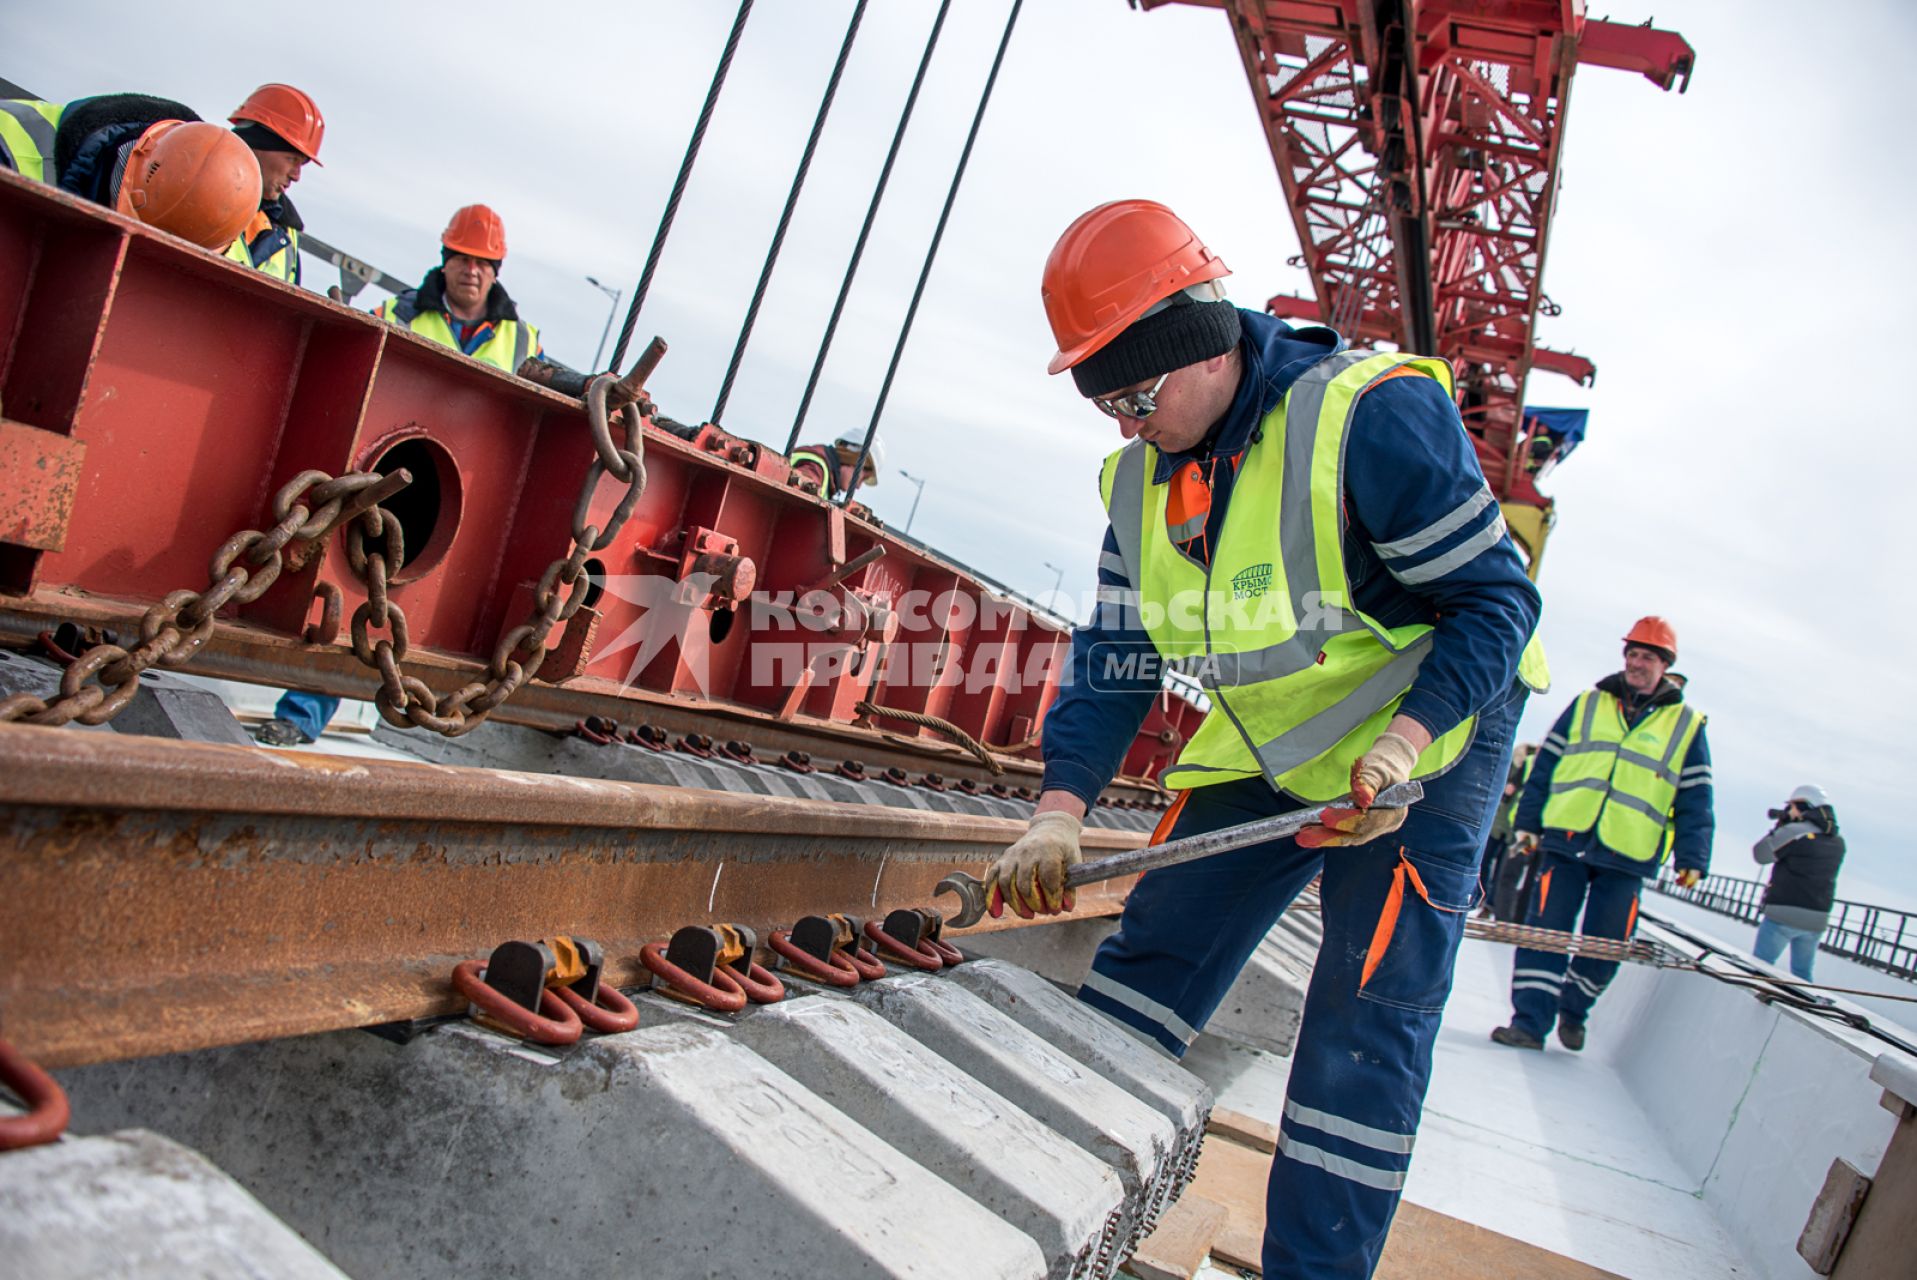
[984,200,1546,1279]
[1493,617,1714,1052]
[223,84,324,285]
[376,205,542,372]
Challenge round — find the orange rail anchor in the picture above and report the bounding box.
[0,1035,71,1150]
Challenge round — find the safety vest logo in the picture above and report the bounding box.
[1231,562,1272,600]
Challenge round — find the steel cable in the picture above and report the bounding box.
[784,0,954,456]
[606,0,755,374]
[840,0,1025,508]
[710,0,871,425]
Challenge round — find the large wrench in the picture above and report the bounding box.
[934,780,1425,929]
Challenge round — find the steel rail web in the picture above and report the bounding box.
[0,724,1145,1069]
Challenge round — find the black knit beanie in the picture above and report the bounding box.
[1072,296,1242,397]
[232,121,301,155]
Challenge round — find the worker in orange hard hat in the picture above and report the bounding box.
[372,205,543,373]
[989,199,1546,1279]
[37,94,255,251]
[260,204,547,748]
[1493,615,1714,1055]
[224,83,324,284]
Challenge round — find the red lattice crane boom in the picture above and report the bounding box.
[1141,1,1693,569]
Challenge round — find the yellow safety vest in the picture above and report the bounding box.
[0,99,63,184]
[377,298,537,374]
[789,446,835,494]
[224,211,301,284]
[1100,349,1549,802]
[1539,689,1704,863]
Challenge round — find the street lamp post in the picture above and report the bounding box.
[898,469,928,535]
[586,276,623,372]
[1044,561,1066,617]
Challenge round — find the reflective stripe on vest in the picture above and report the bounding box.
[225,215,301,284]
[378,300,537,374]
[789,447,834,492]
[0,99,62,184]
[1538,690,1704,862]
[1100,350,1545,801]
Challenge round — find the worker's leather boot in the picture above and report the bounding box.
[1557,1021,1586,1052]
[1490,1025,1543,1050]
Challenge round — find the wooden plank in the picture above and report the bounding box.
[1123,1194,1228,1280]
[1206,1106,1278,1154]
[1186,1135,1268,1271]
[1185,1135,1627,1278]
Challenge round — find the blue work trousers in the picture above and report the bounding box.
[1080,680,1525,1279]
[1753,917,1821,981]
[274,689,340,740]
[1508,854,1643,1035]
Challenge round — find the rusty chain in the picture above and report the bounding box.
[0,470,407,729]
[347,373,647,737]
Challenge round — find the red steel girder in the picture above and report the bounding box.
[1144,1,1691,513]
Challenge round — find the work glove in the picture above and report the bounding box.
[1297,731,1420,849]
[1512,830,1539,852]
[985,811,1082,919]
[1673,867,1702,889]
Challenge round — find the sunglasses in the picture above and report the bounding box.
[1093,372,1171,421]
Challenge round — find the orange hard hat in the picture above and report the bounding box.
[441,204,507,261]
[114,121,262,251]
[229,83,325,163]
[1623,616,1678,659]
[1042,199,1230,376]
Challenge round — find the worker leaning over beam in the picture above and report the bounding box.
[375,205,543,372]
[1492,617,1713,1053]
[61,101,260,253]
[985,200,1546,1280]
[223,84,323,284]
[789,431,884,500]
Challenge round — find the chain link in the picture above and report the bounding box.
[5,381,648,739]
[349,374,646,737]
[0,471,401,729]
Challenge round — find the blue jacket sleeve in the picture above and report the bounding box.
[1344,377,1542,737]
[1515,700,1575,832]
[1669,725,1714,874]
[1038,524,1159,808]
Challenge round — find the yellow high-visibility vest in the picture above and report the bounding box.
[0,99,63,184]
[1540,689,1703,863]
[377,297,537,374]
[225,209,301,284]
[1100,349,1549,802]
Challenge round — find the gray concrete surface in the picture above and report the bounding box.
[0,1127,349,1279]
[849,973,1178,1256]
[731,996,1127,1280]
[56,1020,1047,1279]
[945,958,1214,1205]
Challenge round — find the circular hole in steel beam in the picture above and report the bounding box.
[709,607,736,645]
[369,436,462,583]
[580,558,606,611]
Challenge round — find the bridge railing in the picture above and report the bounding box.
[1654,872,1917,981]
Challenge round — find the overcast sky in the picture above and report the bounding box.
[14,0,1916,908]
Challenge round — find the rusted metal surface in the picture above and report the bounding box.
[0,167,1201,784]
[0,421,84,553]
[0,723,1138,1068]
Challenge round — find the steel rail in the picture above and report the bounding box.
[0,724,1141,1069]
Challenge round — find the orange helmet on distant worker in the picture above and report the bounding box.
[114,121,261,251]
[1623,616,1678,661]
[228,83,325,163]
[441,204,507,262]
[1042,200,1237,396]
